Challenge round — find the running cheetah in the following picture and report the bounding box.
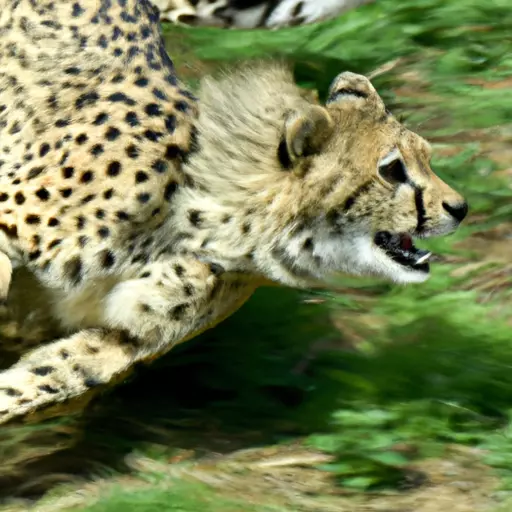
[0,0,467,425]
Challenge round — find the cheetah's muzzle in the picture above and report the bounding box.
[374,232,432,274]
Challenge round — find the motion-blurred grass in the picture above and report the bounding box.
[2,0,512,510]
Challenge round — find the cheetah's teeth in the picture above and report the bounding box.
[415,252,432,265]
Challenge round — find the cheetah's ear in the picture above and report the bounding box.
[326,71,377,104]
[280,105,334,174]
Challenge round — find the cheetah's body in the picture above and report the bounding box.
[153,0,373,29]
[0,0,467,425]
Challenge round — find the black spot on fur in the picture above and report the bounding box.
[164,144,181,160]
[78,235,89,247]
[84,377,103,388]
[153,88,167,100]
[145,103,161,116]
[144,129,163,142]
[76,133,88,145]
[25,214,40,225]
[151,159,167,173]
[29,249,42,261]
[32,366,55,376]
[76,215,86,229]
[80,170,94,183]
[48,239,62,249]
[134,77,149,87]
[125,111,140,126]
[303,238,314,251]
[27,166,45,180]
[135,171,149,183]
[107,161,121,176]
[98,226,110,239]
[164,181,178,201]
[90,144,104,157]
[165,115,176,133]
[93,112,109,125]
[108,92,136,105]
[99,249,116,268]
[38,384,59,394]
[174,100,189,113]
[170,303,188,321]
[137,192,151,203]
[0,224,18,239]
[39,143,51,157]
[3,387,22,397]
[75,92,99,110]
[116,211,130,221]
[125,145,139,159]
[72,2,85,17]
[62,166,75,179]
[36,187,50,201]
[63,256,83,285]
[105,126,121,141]
[188,210,202,227]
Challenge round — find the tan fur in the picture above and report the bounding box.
[0,1,466,425]
[0,252,12,302]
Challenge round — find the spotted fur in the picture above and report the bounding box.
[154,0,373,29]
[0,0,467,425]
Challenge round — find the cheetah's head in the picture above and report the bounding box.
[267,71,468,286]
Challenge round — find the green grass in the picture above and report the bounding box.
[78,482,286,512]
[2,0,512,510]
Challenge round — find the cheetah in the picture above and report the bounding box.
[154,0,374,29]
[0,0,468,425]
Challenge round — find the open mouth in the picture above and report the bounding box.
[374,231,431,273]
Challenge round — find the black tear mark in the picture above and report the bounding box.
[414,187,427,233]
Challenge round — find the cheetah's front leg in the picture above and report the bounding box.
[0,328,139,424]
[0,258,222,425]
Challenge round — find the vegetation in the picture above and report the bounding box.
[1,0,512,509]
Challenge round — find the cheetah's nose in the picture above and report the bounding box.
[442,201,468,223]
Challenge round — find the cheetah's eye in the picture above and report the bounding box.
[378,157,408,185]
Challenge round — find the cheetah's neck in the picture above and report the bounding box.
[154,64,321,284]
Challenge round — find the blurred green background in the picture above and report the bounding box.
[2,0,512,510]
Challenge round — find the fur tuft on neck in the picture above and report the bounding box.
[183,62,317,201]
